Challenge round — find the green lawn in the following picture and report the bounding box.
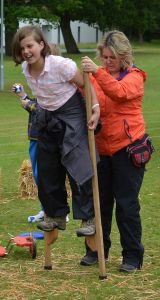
[0,46,160,300]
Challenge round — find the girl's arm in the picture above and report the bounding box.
[71,69,100,130]
[70,69,84,87]
[12,83,36,111]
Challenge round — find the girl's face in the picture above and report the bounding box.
[20,34,44,65]
[101,47,122,75]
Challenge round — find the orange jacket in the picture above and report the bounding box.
[91,66,147,156]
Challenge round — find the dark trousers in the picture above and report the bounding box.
[69,177,94,220]
[87,147,145,267]
[37,128,94,220]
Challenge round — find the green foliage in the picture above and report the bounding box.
[115,0,160,39]
[4,0,160,55]
[4,0,58,32]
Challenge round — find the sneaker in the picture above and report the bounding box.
[76,217,96,237]
[80,254,98,266]
[28,210,44,223]
[80,253,108,266]
[119,263,139,273]
[37,216,66,232]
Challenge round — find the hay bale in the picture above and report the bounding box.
[18,159,71,200]
[66,175,71,200]
[18,159,37,199]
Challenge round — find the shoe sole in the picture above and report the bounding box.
[80,257,108,266]
[120,267,138,273]
[37,224,58,232]
[76,232,95,237]
[80,260,98,266]
[57,227,66,230]
[37,224,66,231]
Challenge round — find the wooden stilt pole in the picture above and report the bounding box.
[43,215,58,270]
[44,230,58,270]
[84,73,107,280]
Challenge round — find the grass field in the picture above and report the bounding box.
[0,45,160,300]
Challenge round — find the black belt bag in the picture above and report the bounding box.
[127,133,155,168]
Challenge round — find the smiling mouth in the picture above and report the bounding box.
[25,55,32,60]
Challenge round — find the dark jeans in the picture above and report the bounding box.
[69,177,94,220]
[37,128,94,220]
[86,147,145,267]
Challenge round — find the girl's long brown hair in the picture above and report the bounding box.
[12,25,51,65]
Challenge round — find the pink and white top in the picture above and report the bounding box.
[22,55,78,111]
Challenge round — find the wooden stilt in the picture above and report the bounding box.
[86,235,97,252]
[44,229,58,270]
[84,73,107,279]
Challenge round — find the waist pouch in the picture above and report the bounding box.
[127,133,155,168]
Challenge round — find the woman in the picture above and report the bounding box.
[81,30,150,272]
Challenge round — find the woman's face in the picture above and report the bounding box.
[20,34,44,65]
[101,47,122,75]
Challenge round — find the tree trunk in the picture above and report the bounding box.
[60,15,80,54]
[138,30,144,43]
[5,30,15,56]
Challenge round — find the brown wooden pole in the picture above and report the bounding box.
[44,214,58,270]
[84,72,107,279]
[44,229,58,270]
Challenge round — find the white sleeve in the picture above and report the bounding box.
[58,58,77,81]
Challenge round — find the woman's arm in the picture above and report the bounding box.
[87,83,100,130]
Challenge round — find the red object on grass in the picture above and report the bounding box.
[13,236,33,247]
[0,246,7,257]
[0,235,37,259]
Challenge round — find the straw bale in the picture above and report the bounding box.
[66,175,71,199]
[18,159,37,199]
[18,159,71,200]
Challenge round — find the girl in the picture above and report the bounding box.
[12,44,69,224]
[12,25,100,235]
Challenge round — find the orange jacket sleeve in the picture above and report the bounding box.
[92,67,146,103]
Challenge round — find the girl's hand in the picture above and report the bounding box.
[88,105,100,130]
[81,56,99,74]
[12,83,26,99]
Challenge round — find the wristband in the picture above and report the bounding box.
[92,103,100,110]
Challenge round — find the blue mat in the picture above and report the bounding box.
[19,232,44,239]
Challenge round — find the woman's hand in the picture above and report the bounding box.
[88,105,100,130]
[81,56,99,74]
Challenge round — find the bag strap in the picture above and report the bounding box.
[123,119,133,143]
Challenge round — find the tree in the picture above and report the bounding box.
[4,2,19,56]
[117,0,160,42]
[95,0,122,31]
[4,0,58,55]
[4,0,106,54]
[28,0,105,53]
[4,0,160,56]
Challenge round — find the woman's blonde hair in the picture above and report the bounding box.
[97,30,133,69]
[12,25,51,65]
